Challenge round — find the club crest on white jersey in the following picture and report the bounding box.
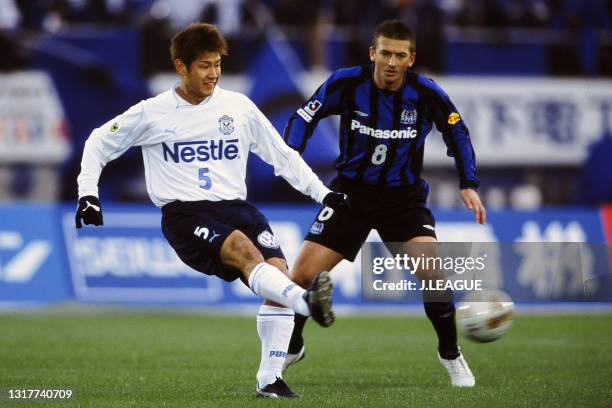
[218,115,235,135]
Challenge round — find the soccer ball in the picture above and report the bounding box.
[456,289,515,343]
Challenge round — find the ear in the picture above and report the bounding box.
[174,59,187,76]
[408,52,416,68]
[369,46,376,63]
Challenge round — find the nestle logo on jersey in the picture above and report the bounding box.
[162,139,239,163]
[350,120,417,139]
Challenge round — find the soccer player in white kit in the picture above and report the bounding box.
[74,23,350,399]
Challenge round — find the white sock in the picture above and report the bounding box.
[248,262,310,316]
[256,305,295,387]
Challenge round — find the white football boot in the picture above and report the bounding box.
[282,346,305,372]
[437,351,475,387]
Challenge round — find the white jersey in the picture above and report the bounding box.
[77,85,331,207]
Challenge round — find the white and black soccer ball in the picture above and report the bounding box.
[456,289,515,343]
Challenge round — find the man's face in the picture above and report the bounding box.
[176,51,221,99]
[369,36,415,90]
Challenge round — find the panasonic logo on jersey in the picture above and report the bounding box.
[162,139,239,163]
[350,119,417,139]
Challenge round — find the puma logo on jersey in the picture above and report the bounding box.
[194,226,221,243]
[82,201,100,212]
[164,127,178,136]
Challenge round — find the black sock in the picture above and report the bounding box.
[288,314,308,354]
[424,300,459,359]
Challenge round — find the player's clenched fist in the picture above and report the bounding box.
[75,195,104,228]
[322,191,351,212]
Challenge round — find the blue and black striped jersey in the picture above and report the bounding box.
[283,65,479,190]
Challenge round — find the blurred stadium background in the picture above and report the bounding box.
[0,0,610,308]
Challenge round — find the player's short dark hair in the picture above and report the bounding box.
[372,20,416,52]
[170,23,228,68]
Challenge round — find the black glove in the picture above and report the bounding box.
[75,195,104,228]
[322,191,351,212]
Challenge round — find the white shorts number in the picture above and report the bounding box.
[318,207,334,221]
[371,144,388,165]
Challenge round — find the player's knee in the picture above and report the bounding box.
[221,230,264,270]
[267,257,289,275]
[290,261,318,289]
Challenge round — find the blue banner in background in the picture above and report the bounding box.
[0,204,71,303]
[62,208,232,304]
[0,203,610,307]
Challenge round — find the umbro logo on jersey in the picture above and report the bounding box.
[353,110,368,117]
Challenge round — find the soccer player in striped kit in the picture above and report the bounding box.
[283,20,486,387]
[74,23,350,398]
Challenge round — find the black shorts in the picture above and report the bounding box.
[161,200,285,282]
[305,176,437,261]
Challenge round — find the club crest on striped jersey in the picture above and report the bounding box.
[218,115,235,135]
[400,109,417,125]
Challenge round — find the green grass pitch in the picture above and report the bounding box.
[1,312,611,407]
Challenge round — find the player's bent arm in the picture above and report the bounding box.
[75,102,149,229]
[77,137,109,198]
[77,102,147,198]
[418,76,480,190]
